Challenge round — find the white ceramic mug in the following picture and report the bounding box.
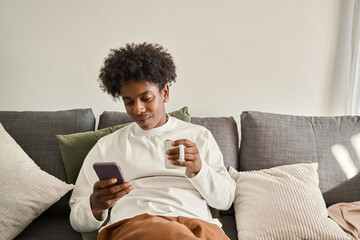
[164,140,185,169]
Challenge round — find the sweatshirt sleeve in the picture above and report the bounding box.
[69,143,108,233]
[186,130,236,211]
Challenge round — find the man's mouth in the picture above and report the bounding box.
[135,116,151,124]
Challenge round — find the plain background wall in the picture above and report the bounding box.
[0,0,343,126]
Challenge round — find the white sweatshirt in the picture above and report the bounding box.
[69,116,236,233]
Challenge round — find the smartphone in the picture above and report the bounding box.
[93,162,125,187]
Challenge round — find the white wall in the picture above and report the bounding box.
[0,0,342,126]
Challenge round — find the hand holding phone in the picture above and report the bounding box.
[91,162,132,220]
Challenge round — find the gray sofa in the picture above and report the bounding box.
[0,108,359,240]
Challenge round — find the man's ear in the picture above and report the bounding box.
[162,84,170,102]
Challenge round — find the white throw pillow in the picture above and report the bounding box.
[229,163,351,240]
[0,123,74,239]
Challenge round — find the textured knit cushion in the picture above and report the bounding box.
[0,123,74,240]
[229,163,351,240]
[239,111,360,206]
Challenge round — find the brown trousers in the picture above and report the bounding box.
[97,213,230,240]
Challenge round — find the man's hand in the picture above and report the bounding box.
[166,139,202,175]
[90,179,134,220]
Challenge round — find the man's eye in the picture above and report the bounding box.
[143,97,152,102]
[124,101,133,106]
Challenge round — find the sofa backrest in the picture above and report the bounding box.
[0,109,96,214]
[98,112,239,170]
[239,111,360,206]
[191,117,239,169]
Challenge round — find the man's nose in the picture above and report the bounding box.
[133,101,145,115]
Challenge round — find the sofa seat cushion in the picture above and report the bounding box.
[229,163,351,240]
[220,215,238,240]
[239,111,360,206]
[14,214,81,240]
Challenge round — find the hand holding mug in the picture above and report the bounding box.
[165,139,202,174]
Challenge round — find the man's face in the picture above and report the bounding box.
[120,81,169,130]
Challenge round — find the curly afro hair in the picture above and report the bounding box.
[98,42,177,99]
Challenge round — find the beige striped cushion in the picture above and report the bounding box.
[0,123,74,239]
[229,163,351,240]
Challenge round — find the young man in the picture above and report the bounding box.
[69,43,235,240]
